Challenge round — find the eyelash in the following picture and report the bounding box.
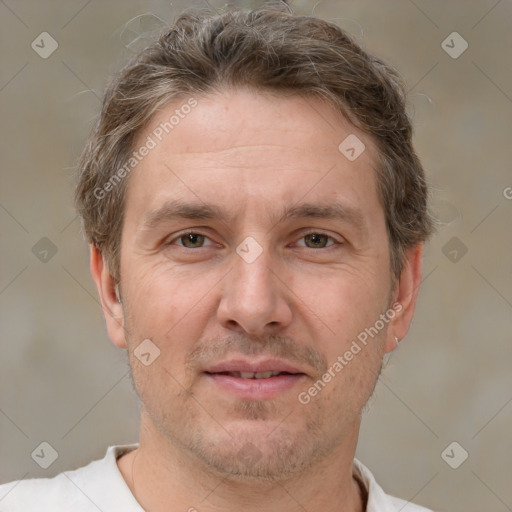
[166,230,342,249]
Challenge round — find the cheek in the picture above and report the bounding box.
[123,261,208,330]
[121,263,219,384]
[294,266,389,337]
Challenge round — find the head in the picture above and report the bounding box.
[77,4,433,480]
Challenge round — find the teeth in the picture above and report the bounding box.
[233,371,283,379]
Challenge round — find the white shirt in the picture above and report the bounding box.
[0,444,433,511]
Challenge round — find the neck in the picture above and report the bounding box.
[117,414,365,512]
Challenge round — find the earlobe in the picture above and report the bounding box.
[384,244,424,354]
[89,245,127,349]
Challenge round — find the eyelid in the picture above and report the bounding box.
[293,229,343,248]
[166,229,216,247]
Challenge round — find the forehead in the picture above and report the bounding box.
[142,89,378,160]
[125,88,383,223]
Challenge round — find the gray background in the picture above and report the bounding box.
[1,1,511,511]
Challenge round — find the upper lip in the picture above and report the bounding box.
[204,358,305,375]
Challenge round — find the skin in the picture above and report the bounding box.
[90,88,423,512]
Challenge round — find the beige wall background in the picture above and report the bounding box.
[1,1,511,510]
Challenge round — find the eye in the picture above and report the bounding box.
[169,231,214,249]
[165,230,341,250]
[296,232,338,249]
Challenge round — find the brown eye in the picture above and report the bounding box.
[179,233,206,248]
[300,233,334,249]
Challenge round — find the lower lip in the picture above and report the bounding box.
[204,373,306,400]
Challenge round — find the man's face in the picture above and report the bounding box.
[116,89,397,478]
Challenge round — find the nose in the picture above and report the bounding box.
[216,242,293,337]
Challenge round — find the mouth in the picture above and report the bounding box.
[202,359,307,400]
[205,370,298,379]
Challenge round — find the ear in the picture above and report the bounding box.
[384,243,424,354]
[89,244,127,349]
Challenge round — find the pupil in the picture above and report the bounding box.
[183,233,203,247]
[308,233,326,247]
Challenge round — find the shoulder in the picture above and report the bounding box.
[0,444,140,512]
[0,460,102,511]
[386,495,436,512]
[353,458,435,512]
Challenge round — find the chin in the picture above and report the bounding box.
[181,414,335,482]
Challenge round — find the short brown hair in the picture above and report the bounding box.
[75,3,434,284]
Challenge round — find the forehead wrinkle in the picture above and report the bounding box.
[173,143,303,155]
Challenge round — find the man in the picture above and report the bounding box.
[0,3,434,511]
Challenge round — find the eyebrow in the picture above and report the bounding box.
[141,199,368,234]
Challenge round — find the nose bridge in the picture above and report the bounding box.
[217,234,291,334]
[232,235,276,304]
